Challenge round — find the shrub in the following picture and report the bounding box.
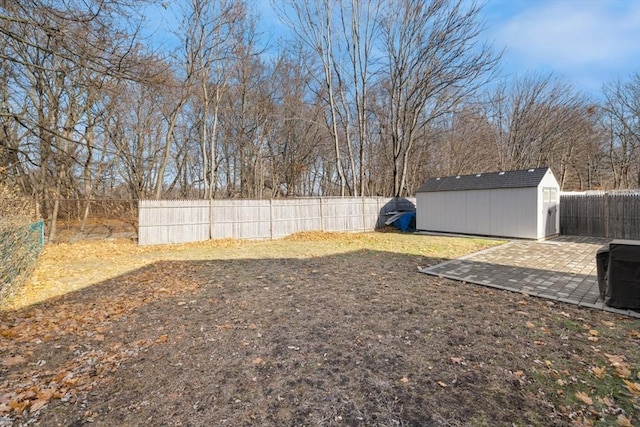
[0,184,42,304]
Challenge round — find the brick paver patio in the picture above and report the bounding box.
[420,236,640,318]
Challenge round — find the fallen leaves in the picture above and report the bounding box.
[0,385,63,416]
[0,261,204,422]
[2,355,27,367]
[591,366,606,379]
[29,398,49,412]
[623,380,640,396]
[216,324,233,330]
[598,396,615,408]
[604,353,633,379]
[585,328,600,343]
[617,414,633,426]
[616,365,632,379]
[575,391,593,406]
[606,353,625,365]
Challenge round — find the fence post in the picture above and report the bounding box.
[362,197,366,232]
[603,192,609,238]
[269,198,274,240]
[320,197,324,231]
[209,199,214,240]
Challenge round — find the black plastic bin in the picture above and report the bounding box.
[596,240,640,310]
[596,244,610,300]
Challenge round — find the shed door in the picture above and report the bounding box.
[543,187,558,236]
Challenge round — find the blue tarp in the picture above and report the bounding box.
[393,212,416,231]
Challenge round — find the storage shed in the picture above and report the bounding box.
[416,167,559,239]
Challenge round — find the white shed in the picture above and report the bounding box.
[416,167,559,239]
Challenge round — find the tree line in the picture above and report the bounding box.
[1,0,639,235]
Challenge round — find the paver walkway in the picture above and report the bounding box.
[420,236,640,318]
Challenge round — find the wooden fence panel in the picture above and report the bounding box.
[271,199,322,238]
[364,198,385,230]
[560,192,640,239]
[139,197,418,245]
[211,200,271,240]
[608,193,640,239]
[138,200,210,245]
[321,197,365,232]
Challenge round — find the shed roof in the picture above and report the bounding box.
[416,167,551,193]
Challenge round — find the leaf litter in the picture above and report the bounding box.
[0,232,639,426]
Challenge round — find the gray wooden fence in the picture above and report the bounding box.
[560,192,640,239]
[139,197,416,245]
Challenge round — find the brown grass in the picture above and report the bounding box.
[5,232,497,311]
[1,232,638,426]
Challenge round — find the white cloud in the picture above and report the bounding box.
[493,0,640,70]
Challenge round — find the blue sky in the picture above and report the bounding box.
[142,0,640,97]
[482,0,640,93]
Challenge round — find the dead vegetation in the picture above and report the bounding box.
[0,184,41,303]
[1,233,639,426]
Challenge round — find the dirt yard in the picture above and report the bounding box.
[1,232,639,426]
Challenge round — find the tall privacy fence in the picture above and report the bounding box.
[139,197,416,245]
[560,192,640,239]
[0,219,45,302]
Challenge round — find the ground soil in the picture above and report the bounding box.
[1,233,639,426]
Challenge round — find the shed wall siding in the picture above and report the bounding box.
[465,190,492,234]
[446,191,467,232]
[416,187,539,238]
[417,192,445,232]
[490,187,538,238]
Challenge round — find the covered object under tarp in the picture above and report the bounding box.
[385,211,416,232]
[596,240,640,310]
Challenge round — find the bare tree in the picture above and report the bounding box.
[378,0,499,196]
[601,72,640,189]
[429,105,496,177]
[272,0,352,196]
[0,0,160,79]
[331,0,383,196]
[181,0,242,199]
[264,47,327,197]
[480,73,601,189]
[0,0,162,239]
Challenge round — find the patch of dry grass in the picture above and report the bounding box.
[4,232,501,311]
